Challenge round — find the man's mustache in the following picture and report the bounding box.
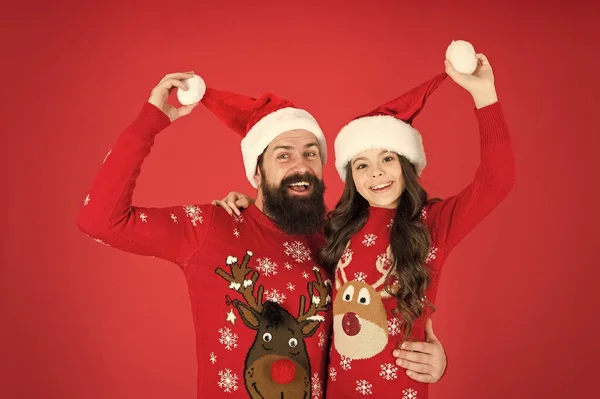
[280,173,320,188]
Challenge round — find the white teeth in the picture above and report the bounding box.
[371,182,392,190]
[290,181,309,187]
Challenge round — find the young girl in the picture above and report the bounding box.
[319,52,515,398]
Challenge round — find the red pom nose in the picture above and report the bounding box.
[270,359,296,384]
[342,312,361,336]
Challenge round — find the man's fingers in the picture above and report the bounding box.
[424,318,438,342]
[394,348,429,364]
[406,370,436,383]
[400,341,434,355]
[395,358,433,375]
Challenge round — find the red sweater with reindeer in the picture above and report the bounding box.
[77,102,333,399]
[326,102,516,398]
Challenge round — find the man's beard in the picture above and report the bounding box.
[261,171,326,236]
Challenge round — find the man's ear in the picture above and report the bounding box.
[254,167,262,187]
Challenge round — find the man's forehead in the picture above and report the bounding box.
[267,129,320,151]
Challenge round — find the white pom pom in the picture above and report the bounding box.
[177,74,206,105]
[445,40,478,74]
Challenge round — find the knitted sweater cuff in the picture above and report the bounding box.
[130,102,172,139]
[475,102,510,147]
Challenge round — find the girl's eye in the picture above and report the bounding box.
[383,156,393,162]
[356,164,366,170]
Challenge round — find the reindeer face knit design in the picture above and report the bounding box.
[213,247,331,398]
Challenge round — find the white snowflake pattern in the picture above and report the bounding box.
[388,317,401,336]
[302,271,310,279]
[354,272,367,282]
[362,234,377,247]
[426,246,438,263]
[139,213,148,223]
[84,194,90,206]
[210,352,217,364]
[329,367,337,381]
[256,258,278,277]
[284,262,292,270]
[283,241,311,263]
[287,282,296,291]
[311,373,322,398]
[341,247,353,263]
[183,205,203,226]
[387,218,394,228]
[218,327,238,351]
[340,355,352,371]
[218,368,239,393]
[402,388,418,399]
[170,213,178,223]
[356,380,373,395]
[379,363,398,380]
[421,207,428,220]
[233,228,240,238]
[318,331,326,348]
[233,214,244,224]
[265,289,286,304]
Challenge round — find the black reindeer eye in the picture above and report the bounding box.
[342,285,355,302]
[358,287,371,305]
[288,338,298,347]
[262,333,273,342]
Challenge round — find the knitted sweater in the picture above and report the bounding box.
[77,102,333,399]
[326,102,516,398]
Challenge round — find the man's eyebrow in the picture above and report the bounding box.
[272,142,319,151]
[272,145,294,151]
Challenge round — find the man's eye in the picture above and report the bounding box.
[305,152,316,157]
[277,154,289,159]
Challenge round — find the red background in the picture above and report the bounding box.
[2,1,598,398]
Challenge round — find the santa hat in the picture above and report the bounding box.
[180,77,327,188]
[333,72,447,181]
